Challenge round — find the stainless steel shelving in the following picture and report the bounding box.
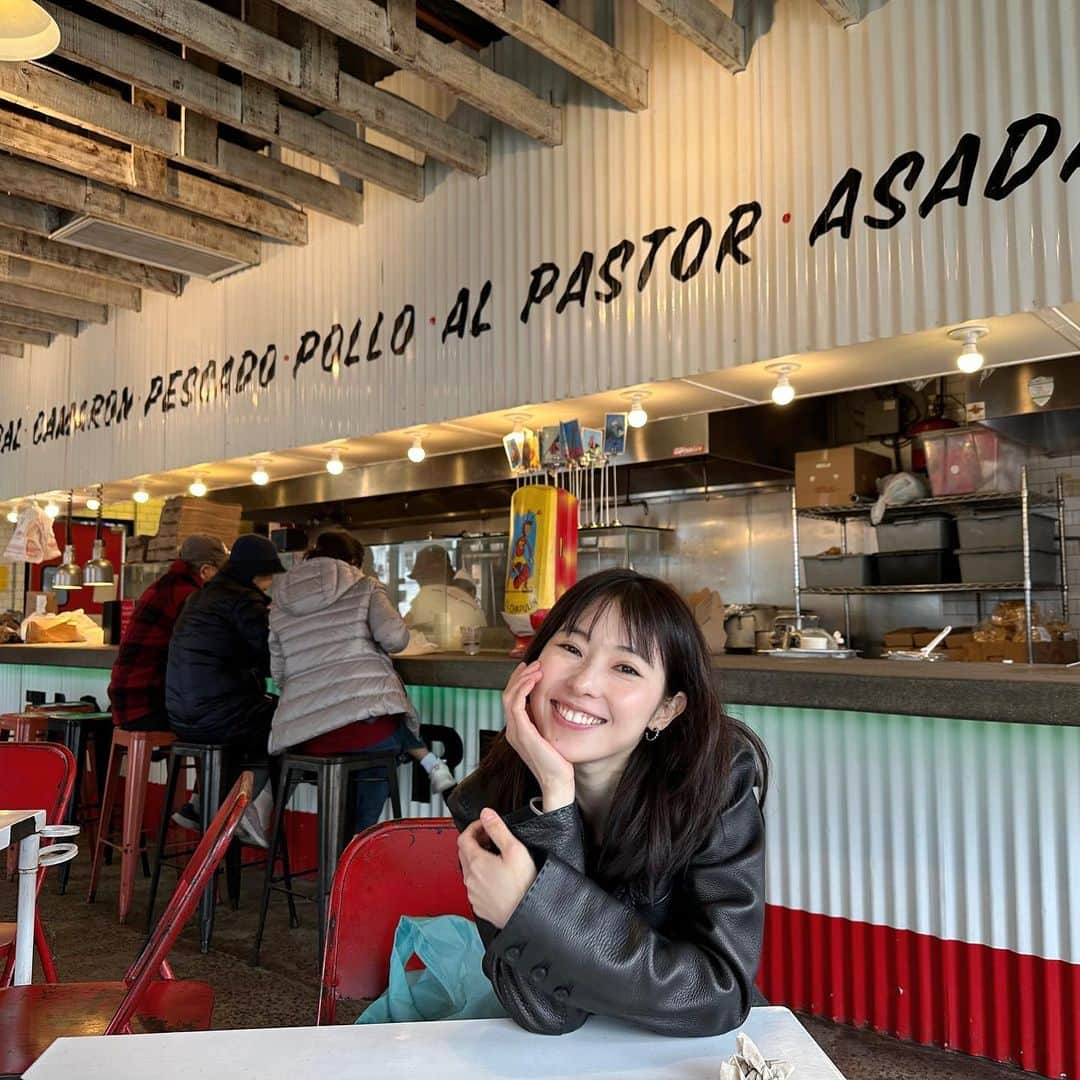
[790,468,1070,663]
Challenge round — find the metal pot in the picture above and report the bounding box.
[724,605,778,652]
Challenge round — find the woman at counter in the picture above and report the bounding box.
[451,569,768,1037]
[268,530,454,831]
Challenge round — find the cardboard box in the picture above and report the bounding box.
[966,640,1079,665]
[795,447,892,508]
[23,591,57,619]
[883,627,925,649]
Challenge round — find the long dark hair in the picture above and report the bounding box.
[305,529,364,568]
[459,568,768,893]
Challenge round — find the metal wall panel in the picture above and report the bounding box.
[2,0,1078,500]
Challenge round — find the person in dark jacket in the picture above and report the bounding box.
[166,533,285,846]
[109,534,228,731]
[450,569,768,1037]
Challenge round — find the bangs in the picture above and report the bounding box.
[560,583,667,668]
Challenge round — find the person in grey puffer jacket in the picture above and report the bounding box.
[268,530,455,832]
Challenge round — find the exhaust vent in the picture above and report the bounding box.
[49,216,251,281]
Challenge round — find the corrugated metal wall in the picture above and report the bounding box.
[1,0,1078,498]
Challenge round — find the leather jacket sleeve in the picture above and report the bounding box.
[450,746,765,1038]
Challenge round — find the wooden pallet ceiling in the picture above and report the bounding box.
[0,0,811,356]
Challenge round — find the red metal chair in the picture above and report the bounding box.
[317,817,472,1026]
[0,772,253,1077]
[0,742,77,986]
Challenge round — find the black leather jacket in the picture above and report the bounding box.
[448,743,765,1037]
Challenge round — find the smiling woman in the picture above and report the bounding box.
[449,569,769,1038]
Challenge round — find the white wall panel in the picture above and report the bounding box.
[1,0,1077,497]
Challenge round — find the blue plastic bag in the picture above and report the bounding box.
[357,915,507,1024]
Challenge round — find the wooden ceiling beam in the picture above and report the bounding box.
[815,0,863,27]
[0,153,261,269]
[451,0,648,112]
[634,0,746,72]
[50,8,421,201]
[0,253,141,311]
[0,281,107,325]
[71,0,485,176]
[0,66,321,237]
[0,194,58,236]
[274,0,563,145]
[0,224,183,296]
[0,303,76,337]
[0,320,51,347]
[0,340,25,357]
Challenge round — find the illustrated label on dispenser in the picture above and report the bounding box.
[504,486,578,629]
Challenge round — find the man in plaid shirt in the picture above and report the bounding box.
[108,535,228,731]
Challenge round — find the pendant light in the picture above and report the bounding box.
[83,486,115,588]
[5,506,18,524]
[326,450,344,476]
[407,435,426,463]
[53,491,83,591]
[188,478,208,497]
[0,1,60,62]
[251,460,270,486]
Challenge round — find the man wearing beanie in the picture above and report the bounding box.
[166,533,285,847]
[109,534,228,734]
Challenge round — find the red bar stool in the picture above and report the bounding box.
[0,713,49,743]
[87,728,176,924]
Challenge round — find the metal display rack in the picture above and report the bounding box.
[791,467,1070,664]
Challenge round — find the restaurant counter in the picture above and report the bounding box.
[0,644,1076,725]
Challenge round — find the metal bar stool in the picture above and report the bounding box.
[252,750,402,965]
[38,710,114,895]
[146,741,287,953]
[87,728,176,924]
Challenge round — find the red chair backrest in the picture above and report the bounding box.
[318,818,472,1025]
[104,771,253,1035]
[0,742,76,825]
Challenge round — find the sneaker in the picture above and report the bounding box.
[428,761,456,795]
[171,802,200,832]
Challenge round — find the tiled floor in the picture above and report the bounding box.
[8,849,1022,1078]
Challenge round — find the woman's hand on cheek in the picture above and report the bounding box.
[503,661,575,812]
[457,810,538,930]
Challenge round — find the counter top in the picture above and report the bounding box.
[2,644,1076,726]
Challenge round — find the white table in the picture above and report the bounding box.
[25,1007,845,1078]
[0,808,45,987]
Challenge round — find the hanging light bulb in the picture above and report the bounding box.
[132,486,150,504]
[44,499,59,518]
[949,325,989,374]
[407,435,426,464]
[326,450,344,476]
[251,461,270,486]
[6,507,18,524]
[0,1,61,62]
[85,494,101,512]
[766,363,800,406]
[626,393,649,429]
[188,478,208,497]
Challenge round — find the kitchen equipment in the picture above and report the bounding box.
[954,510,1057,551]
[874,514,955,552]
[766,647,859,660]
[874,549,960,585]
[801,553,875,588]
[956,547,1059,584]
[884,625,953,661]
[754,629,775,654]
[723,604,777,653]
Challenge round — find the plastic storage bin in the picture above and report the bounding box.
[954,509,1057,550]
[874,549,960,586]
[956,547,1060,585]
[874,515,955,552]
[802,554,876,588]
[921,426,1026,496]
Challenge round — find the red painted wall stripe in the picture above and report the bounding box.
[760,904,1080,1080]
